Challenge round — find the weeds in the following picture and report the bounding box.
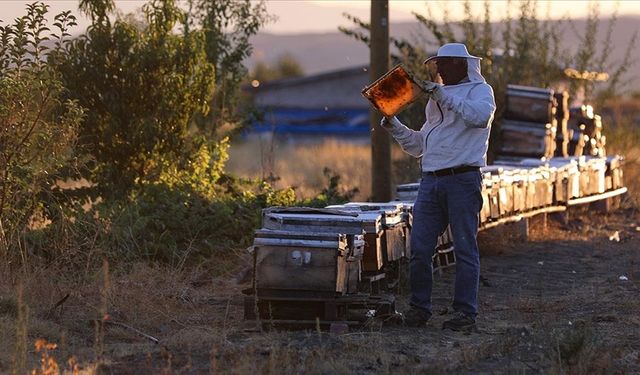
[11,283,27,375]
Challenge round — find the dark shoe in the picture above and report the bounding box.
[402,307,431,327]
[442,311,476,332]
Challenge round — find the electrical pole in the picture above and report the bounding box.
[369,0,391,202]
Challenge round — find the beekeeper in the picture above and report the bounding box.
[381,43,496,332]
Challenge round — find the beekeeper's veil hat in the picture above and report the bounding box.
[424,43,484,83]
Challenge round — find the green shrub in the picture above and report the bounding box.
[0,2,83,264]
[59,0,216,196]
[26,139,297,268]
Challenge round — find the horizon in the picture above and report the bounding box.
[2,1,640,35]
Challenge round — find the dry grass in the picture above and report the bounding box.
[1,208,640,373]
[226,135,420,201]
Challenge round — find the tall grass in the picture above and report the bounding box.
[226,135,421,201]
[602,98,640,205]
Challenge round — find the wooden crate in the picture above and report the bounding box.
[396,182,420,202]
[499,122,555,159]
[363,232,384,271]
[253,230,352,294]
[549,157,581,199]
[326,203,406,264]
[262,208,384,272]
[505,85,556,123]
[606,155,624,190]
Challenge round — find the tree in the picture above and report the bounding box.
[0,2,83,262]
[185,0,271,134]
[251,53,305,82]
[59,0,215,196]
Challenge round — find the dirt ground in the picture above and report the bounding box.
[1,203,639,374]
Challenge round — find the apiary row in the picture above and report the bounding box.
[396,155,624,227]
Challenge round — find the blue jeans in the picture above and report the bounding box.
[410,170,483,316]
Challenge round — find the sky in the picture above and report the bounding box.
[2,0,640,34]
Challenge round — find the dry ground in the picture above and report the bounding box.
[1,201,639,374]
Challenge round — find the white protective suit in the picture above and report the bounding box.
[387,57,496,172]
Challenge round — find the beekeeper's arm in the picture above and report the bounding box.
[380,116,426,158]
[428,82,496,128]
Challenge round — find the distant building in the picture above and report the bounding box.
[245,66,371,135]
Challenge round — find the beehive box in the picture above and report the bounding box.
[482,166,516,217]
[399,202,414,258]
[262,208,384,272]
[499,121,556,159]
[583,157,607,195]
[396,182,420,202]
[253,230,364,294]
[482,174,501,219]
[548,157,581,200]
[326,202,406,263]
[505,85,556,123]
[492,162,532,212]
[480,184,491,223]
[605,155,624,190]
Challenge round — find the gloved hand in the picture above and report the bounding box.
[380,116,403,129]
[420,80,438,93]
[421,80,444,102]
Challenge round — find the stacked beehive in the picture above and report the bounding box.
[568,105,607,157]
[498,85,558,159]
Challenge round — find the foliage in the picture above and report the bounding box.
[302,168,359,208]
[185,0,271,133]
[0,2,83,264]
[26,137,297,267]
[59,0,215,197]
[251,53,305,83]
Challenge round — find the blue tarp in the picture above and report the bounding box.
[248,107,370,135]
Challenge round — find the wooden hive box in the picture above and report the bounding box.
[492,162,534,212]
[584,157,607,194]
[253,230,359,294]
[486,176,502,219]
[549,157,581,200]
[605,155,624,190]
[326,203,406,263]
[396,182,420,202]
[499,121,555,158]
[262,208,384,272]
[505,85,556,124]
[392,201,414,259]
[482,166,514,217]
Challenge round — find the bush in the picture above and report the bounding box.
[0,2,83,264]
[59,0,215,196]
[26,139,297,268]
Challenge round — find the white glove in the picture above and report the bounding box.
[380,116,403,129]
[422,80,444,102]
[421,80,438,93]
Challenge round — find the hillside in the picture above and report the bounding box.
[249,16,640,91]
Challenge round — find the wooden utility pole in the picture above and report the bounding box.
[369,0,391,202]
